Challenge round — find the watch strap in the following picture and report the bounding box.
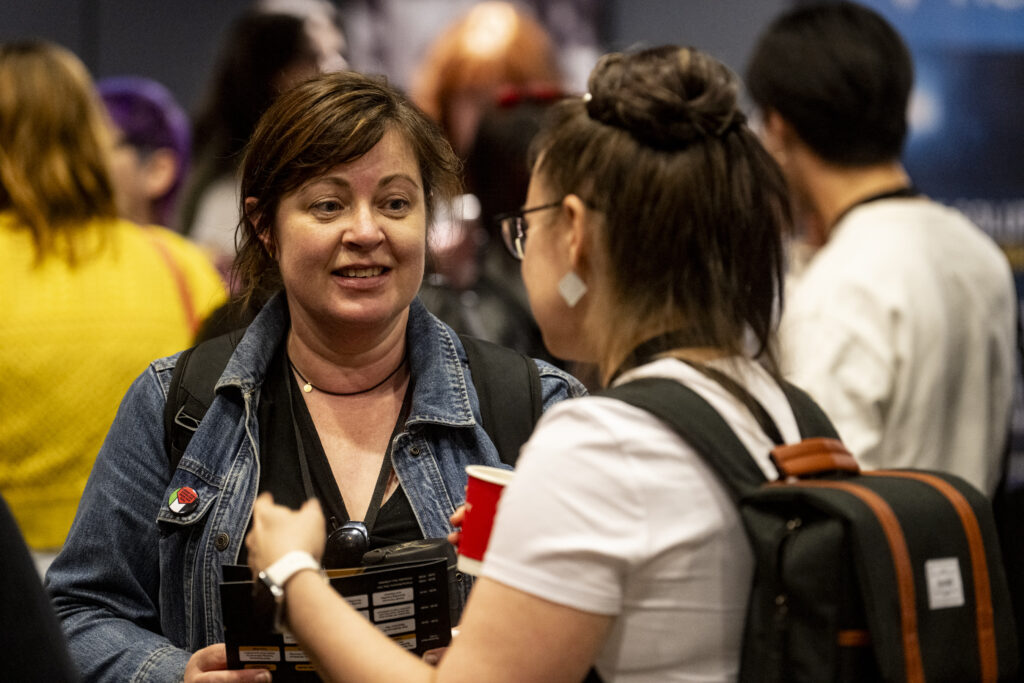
[259,550,324,632]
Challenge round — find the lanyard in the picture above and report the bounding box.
[830,185,920,231]
[285,366,413,531]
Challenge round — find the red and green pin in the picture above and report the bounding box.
[168,486,198,515]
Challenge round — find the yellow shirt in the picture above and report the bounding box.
[0,213,228,549]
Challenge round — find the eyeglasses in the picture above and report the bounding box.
[494,200,564,260]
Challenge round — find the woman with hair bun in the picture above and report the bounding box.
[246,45,795,681]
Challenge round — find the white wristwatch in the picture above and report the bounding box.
[258,550,324,631]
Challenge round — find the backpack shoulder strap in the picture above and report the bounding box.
[164,328,245,474]
[458,334,543,467]
[600,377,768,501]
[777,380,841,440]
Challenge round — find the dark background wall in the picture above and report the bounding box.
[0,0,787,113]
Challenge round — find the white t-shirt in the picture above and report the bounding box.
[482,358,800,682]
[780,198,1016,496]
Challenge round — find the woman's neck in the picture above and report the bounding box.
[601,322,736,386]
[286,310,409,397]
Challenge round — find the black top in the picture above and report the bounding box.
[238,346,423,564]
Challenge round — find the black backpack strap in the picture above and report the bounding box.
[600,377,768,501]
[459,334,543,467]
[164,328,244,474]
[777,380,841,440]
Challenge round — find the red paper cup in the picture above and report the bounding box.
[457,465,515,575]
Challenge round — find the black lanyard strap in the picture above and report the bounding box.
[285,368,413,531]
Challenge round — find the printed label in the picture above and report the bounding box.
[379,618,416,636]
[284,646,310,662]
[373,587,414,605]
[239,646,281,663]
[346,594,369,609]
[374,602,415,622]
[925,557,965,610]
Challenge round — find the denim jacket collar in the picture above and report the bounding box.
[217,292,477,430]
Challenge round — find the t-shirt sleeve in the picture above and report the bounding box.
[480,399,646,616]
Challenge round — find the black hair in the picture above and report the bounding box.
[745,1,913,165]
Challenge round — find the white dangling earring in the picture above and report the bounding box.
[558,270,588,308]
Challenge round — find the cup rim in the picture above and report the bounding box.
[465,464,515,486]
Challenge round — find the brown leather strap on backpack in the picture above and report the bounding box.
[782,478,926,683]
[867,471,1000,683]
[770,438,860,479]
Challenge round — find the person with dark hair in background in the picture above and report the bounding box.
[419,88,563,367]
[47,70,582,683]
[0,41,226,569]
[177,7,347,270]
[244,44,795,681]
[746,1,1016,496]
[99,76,192,227]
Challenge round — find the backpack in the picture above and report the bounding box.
[163,330,542,473]
[602,375,1019,683]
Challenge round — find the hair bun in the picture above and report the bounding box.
[584,46,744,149]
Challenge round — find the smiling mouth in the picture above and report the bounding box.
[335,266,386,278]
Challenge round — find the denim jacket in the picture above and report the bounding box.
[47,294,585,682]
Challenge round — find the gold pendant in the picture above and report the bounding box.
[303,383,313,393]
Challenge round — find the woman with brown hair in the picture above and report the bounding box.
[245,45,795,681]
[47,70,582,683]
[0,41,225,564]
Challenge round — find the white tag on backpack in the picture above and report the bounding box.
[925,557,965,609]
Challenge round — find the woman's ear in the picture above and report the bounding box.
[245,197,275,257]
[140,148,179,202]
[562,194,591,273]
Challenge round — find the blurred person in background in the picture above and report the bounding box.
[411,0,562,158]
[746,1,1016,496]
[99,75,192,228]
[177,5,347,272]
[420,87,564,367]
[0,491,78,682]
[0,41,227,569]
[411,2,565,364]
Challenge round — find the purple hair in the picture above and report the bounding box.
[98,76,191,225]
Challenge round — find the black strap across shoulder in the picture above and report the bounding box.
[599,375,839,502]
[163,327,246,473]
[459,334,543,466]
[163,330,542,474]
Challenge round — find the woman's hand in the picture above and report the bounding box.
[184,643,271,682]
[447,504,466,547]
[246,493,327,574]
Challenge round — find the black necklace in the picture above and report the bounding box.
[288,350,408,397]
